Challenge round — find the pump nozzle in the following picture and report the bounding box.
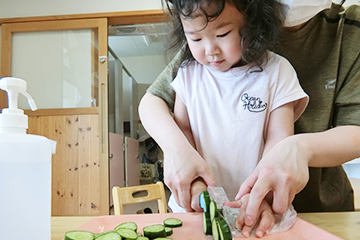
[21,91,38,111]
[0,77,37,111]
[0,77,38,134]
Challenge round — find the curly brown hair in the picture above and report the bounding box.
[164,0,285,71]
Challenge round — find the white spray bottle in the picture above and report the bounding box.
[0,77,56,240]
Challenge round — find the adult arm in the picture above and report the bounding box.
[237,125,360,226]
[138,92,217,211]
[238,101,295,235]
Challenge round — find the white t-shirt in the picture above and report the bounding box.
[170,52,308,211]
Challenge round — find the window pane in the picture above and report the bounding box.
[11,29,98,109]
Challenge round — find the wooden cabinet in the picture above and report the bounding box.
[28,112,106,215]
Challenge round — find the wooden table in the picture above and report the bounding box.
[52,212,360,240]
[297,211,360,240]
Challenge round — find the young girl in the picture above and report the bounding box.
[163,0,308,237]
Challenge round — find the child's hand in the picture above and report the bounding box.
[190,177,207,212]
[224,194,275,238]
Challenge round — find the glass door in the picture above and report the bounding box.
[0,18,109,215]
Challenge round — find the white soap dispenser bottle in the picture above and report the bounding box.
[0,77,56,240]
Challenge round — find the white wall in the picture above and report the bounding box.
[344,0,360,6]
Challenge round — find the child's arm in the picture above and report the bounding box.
[190,177,207,212]
[139,93,216,212]
[262,102,295,156]
[173,93,196,148]
[173,94,216,211]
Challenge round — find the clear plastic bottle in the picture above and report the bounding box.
[0,77,56,240]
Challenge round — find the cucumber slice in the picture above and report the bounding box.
[153,238,172,240]
[163,218,182,228]
[216,219,232,240]
[95,231,121,240]
[203,211,212,235]
[211,218,220,240]
[143,224,166,239]
[209,201,218,222]
[65,230,95,240]
[199,190,211,212]
[115,222,138,232]
[165,227,173,236]
[116,228,138,240]
[137,237,150,240]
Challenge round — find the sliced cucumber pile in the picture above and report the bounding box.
[65,217,182,240]
[200,191,232,240]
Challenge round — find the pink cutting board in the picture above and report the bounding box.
[74,213,342,240]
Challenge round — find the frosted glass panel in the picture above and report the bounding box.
[11,29,97,109]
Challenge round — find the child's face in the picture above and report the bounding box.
[181,3,244,72]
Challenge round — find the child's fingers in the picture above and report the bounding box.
[255,210,275,238]
[235,196,249,231]
[241,224,253,238]
[190,192,203,212]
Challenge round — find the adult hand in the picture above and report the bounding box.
[224,194,275,238]
[235,135,309,226]
[163,143,217,212]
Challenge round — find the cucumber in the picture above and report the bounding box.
[216,219,232,240]
[209,201,218,222]
[116,228,138,240]
[199,190,211,212]
[95,231,121,240]
[164,227,173,236]
[212,217,220,240]
[115,222,138,232]
[65,230,95,240]
[211,217,232,240]
[153,238,172,240]
[163,218,182,228]
[143,224,166,239]
[203,211,212,235]
[137,237,150,240]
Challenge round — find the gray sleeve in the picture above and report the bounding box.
[147,48,185,111]
[333,53,360,126]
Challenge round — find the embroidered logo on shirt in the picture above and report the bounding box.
[241,93,267,113]
[325,79,336,89]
